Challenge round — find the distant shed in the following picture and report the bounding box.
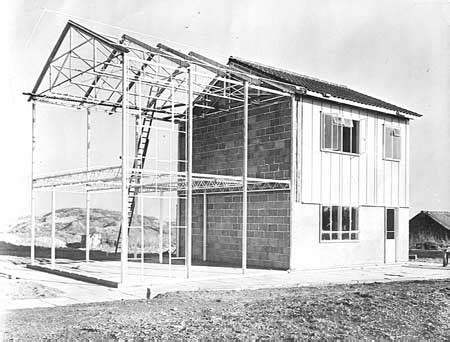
[409,211,450,247]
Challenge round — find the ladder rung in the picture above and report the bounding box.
[171,257,186,260]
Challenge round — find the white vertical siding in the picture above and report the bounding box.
[301,98,313,202]
[311,99,322,203]
[298,97,409,207]
[405,121,410,206]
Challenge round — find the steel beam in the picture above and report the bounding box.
[28,23,72,101]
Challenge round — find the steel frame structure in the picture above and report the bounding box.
[26,20,294,284]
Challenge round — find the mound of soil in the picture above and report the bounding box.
[3,207,174,253]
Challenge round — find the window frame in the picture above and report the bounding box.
[383,124,401,162]
[320,205,360,243]
[321,113,361,156]
[385,207,397,240]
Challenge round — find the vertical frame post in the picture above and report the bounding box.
[85,108,91,262]
[169,81,174,273]
[51,187,56,269]
[289,95,297,270]
[140,190,144,281]
[120,53,129,284]
[242,80,249,274]
[202,193,207,262]
[186,66,193,278]
[159,191,164,263]
[168,195,172,275]
[85,192,90,261]
[30,102,36,265]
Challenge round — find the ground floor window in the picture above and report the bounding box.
[321,205,359,241]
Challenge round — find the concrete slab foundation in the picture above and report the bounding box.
[25,259,280,289]
[2,256,448,311]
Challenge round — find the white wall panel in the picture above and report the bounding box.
[291,203,385,269]
[297,97,409,208]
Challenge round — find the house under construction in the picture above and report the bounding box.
[26,21,421,285]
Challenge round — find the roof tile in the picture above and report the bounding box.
[228,57,421,117]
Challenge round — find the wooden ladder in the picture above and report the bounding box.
[114,114,154,253]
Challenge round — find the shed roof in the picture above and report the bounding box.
[413,211,450,231]
[228,57,421,118]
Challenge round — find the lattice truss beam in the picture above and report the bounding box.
[33,166,290,193]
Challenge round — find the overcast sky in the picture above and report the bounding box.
[0,0,449,228]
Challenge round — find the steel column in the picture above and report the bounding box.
[289,96,297,270]
[242,80,248,274]
[140,190,144,280]
[31,102,36,265]
[85,108,91,262]
[51,187,56,269]
[168,195,172,274]
[120,54,129,284]
[159,191,164,263]
[202,193,207,262]
[186,66,193,278]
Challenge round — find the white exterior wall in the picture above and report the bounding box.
[291,96,410,269]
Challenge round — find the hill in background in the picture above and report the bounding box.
[1,207,174,254]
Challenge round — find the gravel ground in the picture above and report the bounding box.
[2,279,449,340]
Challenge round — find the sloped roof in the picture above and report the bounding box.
[420,211,450,231]
[228,57,421,117]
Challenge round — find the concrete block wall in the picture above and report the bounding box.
[190,191,290,269]
[192,99,292,179]
[178,98,292,269]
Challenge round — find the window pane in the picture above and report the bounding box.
[385,127,393,159]
[332,233,339,240]
[322,206,331,231]
[351,233,358,240]
[387,232,395,240]
[342,207,350,231]
[323,115,333,149]
[342,233,350,240]
[351,207,358,231]
[332,124,342,151]
[342,126,351,153]
[386,209,395,231]
[321,233,330,240]
[393,135,401,159]
[351,121,359,154]
[332,206,339,231]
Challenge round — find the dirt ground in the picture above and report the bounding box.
[0,277,63,300]
[2,279,449,340]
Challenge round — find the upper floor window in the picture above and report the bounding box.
[384,125,401,161]
[322,114,360,154]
